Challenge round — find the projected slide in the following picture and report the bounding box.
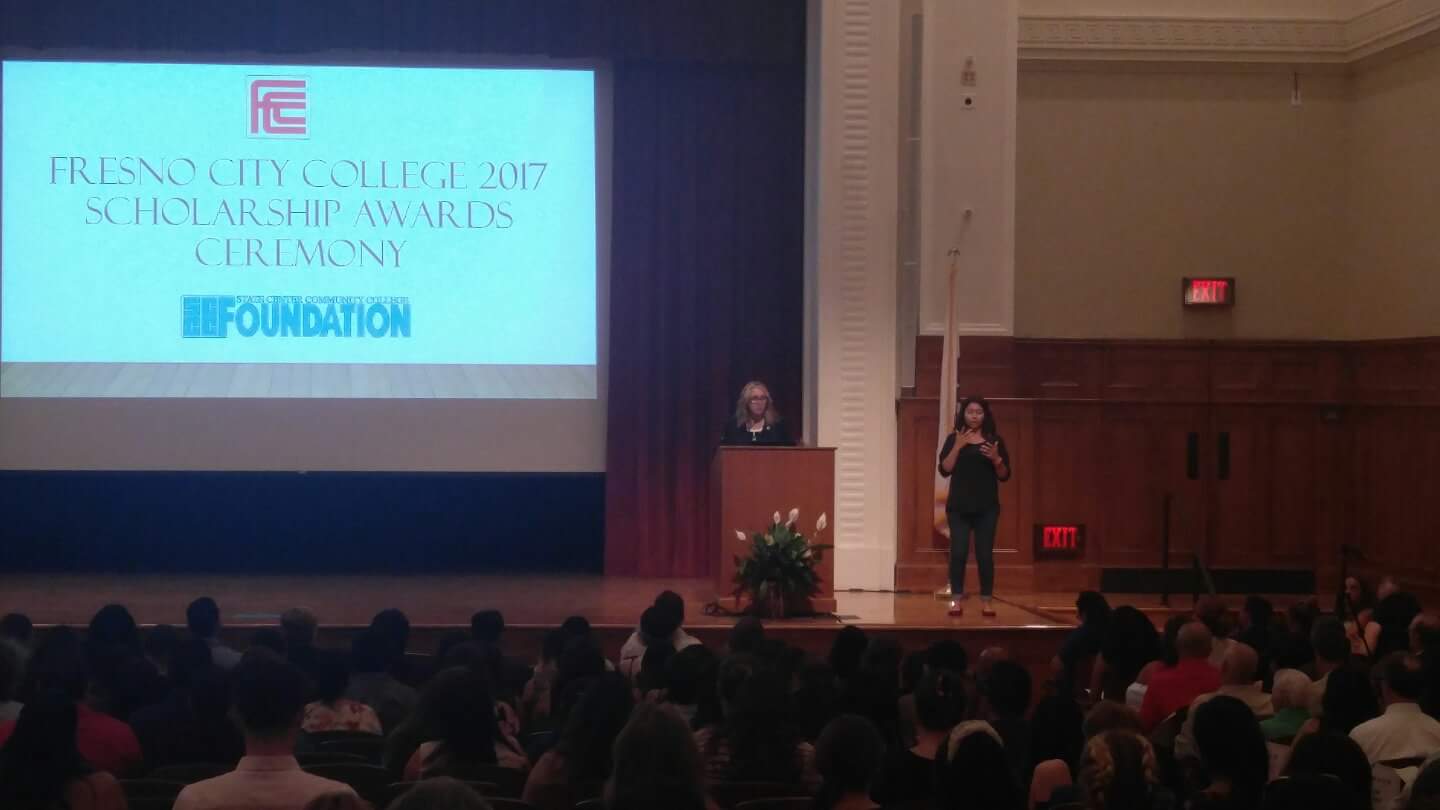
[1,60,597,398]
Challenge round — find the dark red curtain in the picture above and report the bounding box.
[603,63,806,577]
[3,0,809,579]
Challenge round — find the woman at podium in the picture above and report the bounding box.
[721,381,794,446]
[937,396,1011,617]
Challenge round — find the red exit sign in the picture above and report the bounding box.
[1034,524,1086,560]
[1183,277,1236,307]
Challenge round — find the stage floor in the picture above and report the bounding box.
[0,573,1071,631]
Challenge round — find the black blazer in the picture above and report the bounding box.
[720,419,793,446]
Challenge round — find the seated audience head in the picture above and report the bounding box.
[230,650,311,746]
[793,658,840,741]
[1077,590,1111,626]
[713,658,802,781]
[1411,612,1440,656]
[639,606,680,646]
[727,617,765,655]
[0,640,24,701]
[1194,596,1230,639]
[251,628,287,656]
[654,590,685,628]
[1078,731,1160,810]
[1344,576,1373,612]
[385,776,492,810]
[915,669,967,734]
[0,689,92,810]
[1289,598,1320,638]
[281,607,318,649]
[901,650,926,694]
[1242,596,1274,632]
[313,650,352,705]
[638,641,674,695]
[26,627,87,702]
[187,596,222,641]
[828,625,868,682]
[421,667,501,770]
[1320,666,1380,734]
[434,630,472,667]
[560,615,593,641]
[86,603,142,658]
[976,645,1010,680]
[1312,616,1350,670]
[926,639,969,676]
[1177,621,1215,662]
[1083,700,1144,739]
[1160,614,1189,667]
[1283,731,1372,810]
[983,659,1032,719]
[860,636,904,692]
[814,714,886,809]
[0,613,33,647]
[1220,641,1260,686]
[469,610,505,645]
[1262,773,1355,810]
[369,608,410,665]
[935,721,1022,810]
[1030,694,1086,770]
[1101,607,1162,692]
[665,644,718,709]
[1379,651,1427,706]
[556,671,636,782]
[1271,669,1313,712]
[1377,576,1400,602]
[1192,695,1269,808]
[606,702,708,810]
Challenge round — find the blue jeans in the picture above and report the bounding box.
[947,507,999,597]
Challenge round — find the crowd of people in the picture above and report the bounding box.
[1,578,1439,810]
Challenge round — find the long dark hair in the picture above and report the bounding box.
[421,668,501,771]
[954,396,1000,441]
[555,672,635,783]
[1192,695,1269,809]
[0,690,93,810]
[710,659,803,782]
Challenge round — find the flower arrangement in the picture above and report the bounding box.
[733,508,832,617]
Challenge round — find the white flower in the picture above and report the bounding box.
[735,530,748,543]
[787,508,800,526]
[773,511,782,526]
[802,549,813,559]
[816,513,828,532]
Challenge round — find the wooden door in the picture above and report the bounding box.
[1095,404,1209,567]
[1208,406,1323,568]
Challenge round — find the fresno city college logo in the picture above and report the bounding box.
[248,76,308,138]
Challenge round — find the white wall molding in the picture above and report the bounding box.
[1019,0,1440,64]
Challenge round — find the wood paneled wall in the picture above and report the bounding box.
[898,337,1440,597]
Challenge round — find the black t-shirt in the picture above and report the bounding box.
[871,748,936,806]
[937,432,1011,514]
[721,419,793,446]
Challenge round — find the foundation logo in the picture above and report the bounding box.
[182,296,412,338]
[248,76,308,138]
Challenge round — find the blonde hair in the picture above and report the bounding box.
[1078,731,1159,810]
[1272,669,1312,711]
[733,381,780,427]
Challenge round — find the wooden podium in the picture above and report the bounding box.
[712,445,837,614]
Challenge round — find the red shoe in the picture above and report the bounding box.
[947,600,964,617]
[981,601,997,618]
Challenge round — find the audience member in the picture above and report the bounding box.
[470,609,531,696]
[523,672,634,810]
[1282,731,1371,810]
[1308,617,1350,715]
[794,658,840,742]
[1077,730,1171,810]
[1260,773,1352,810]
[1025,694,1086,807]
[728,617,766,656]
[186,597,241,671]
[1195,597,1234,670]
[346,628,418,734]
[0,690,127,810]
[983,659,1034,788]
[0,613,34,650]
[1369,589,1424,661]
[812,714,885,810]
[829,626,869,687]
[387,777,492,810]
[251,628,288,657]
[1178,642,1274,756]
[934,720,1022,810]
[129,640,244,769]
[1096,606,1162,702]
[0,639,25,723]
[1237,597,1275,681]
[874,668,964,806]
[1261,669,1311,742]
[1139,622,1220,732]
[606,703,709,810]
[1350,652,1440,766]
[1271,600,1319,675]
[303,650,382,735]
[696,655,818,786]
[1054,591,1110,692]
[1031,697,1146,809]
[174,652,356,810]
[1188,695,1269,810]
[619,592,701,680]
[664,644,718,729]
[403,667,528,781]
[0,628,142,776]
